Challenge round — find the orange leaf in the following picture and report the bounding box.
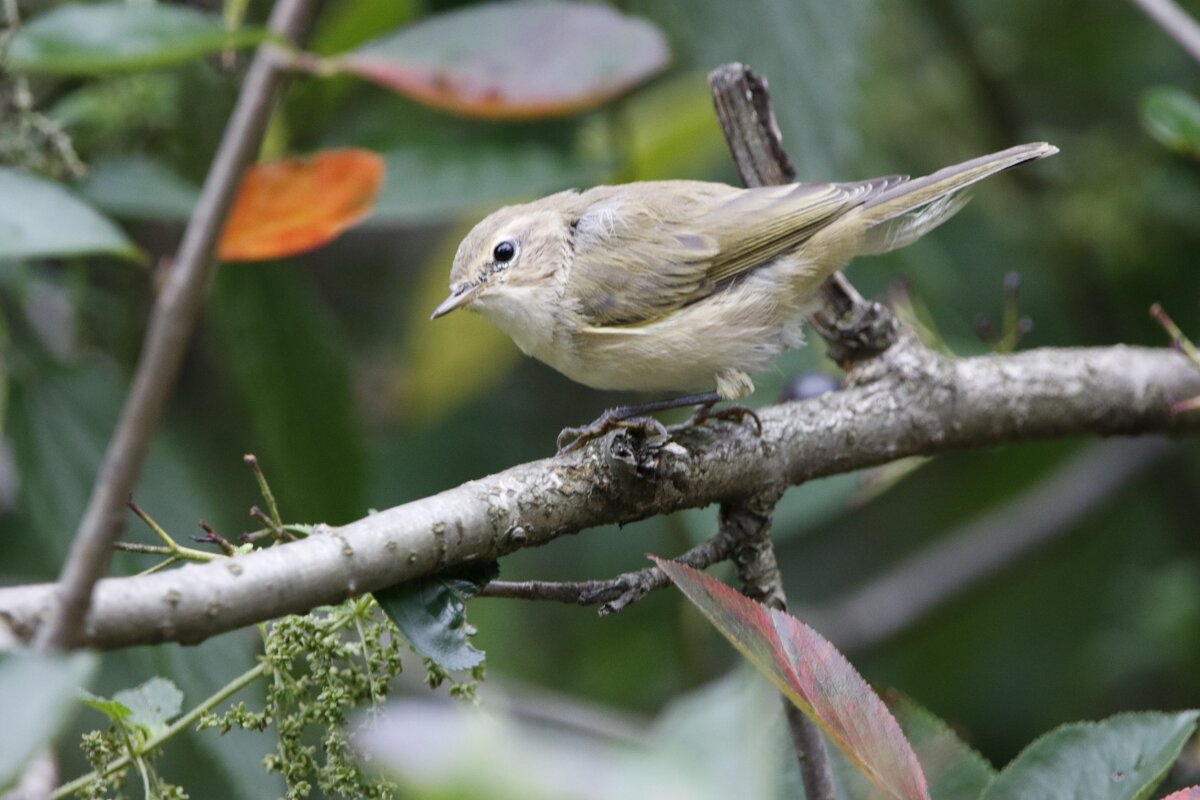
[218,148,384,262]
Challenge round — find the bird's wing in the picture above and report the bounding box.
[696,178,901,284]
[567,179,895,327]
[565,182,724,326]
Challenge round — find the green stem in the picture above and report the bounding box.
[245,455,283,529]
[132,752,151,800]
[1151,303,1200,368]
[53,661,267,799]
[353,613,379,706]
[115,541,217,563]
[138,555,180,577]
[128,502,179,551]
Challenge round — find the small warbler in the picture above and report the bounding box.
[433,142,1056,450]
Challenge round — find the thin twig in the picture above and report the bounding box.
[708,61,848,800]
[128,500,176,550]
[479,531,737,615]
[1150,303,1200,413]
[1127,0,1200,64]
[195,521,237,557]
[1151,303,1200,368]
[114,541,215,562]
[34,0,318,652]
[722,493,836,800]
[250,505,294,542]
[245,455,284,529]
[707,64,898,363]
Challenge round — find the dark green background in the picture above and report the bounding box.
[2,0,1199,796]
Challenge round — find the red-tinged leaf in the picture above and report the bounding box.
[651,556,930,800]
[1171,394,1200,414]
[333,1,669,120]
[1164,789,1200,799]
[218,148,384,262]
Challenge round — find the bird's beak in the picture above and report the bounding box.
[430,284,478,320]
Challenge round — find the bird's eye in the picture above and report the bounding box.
[492,240,517,263]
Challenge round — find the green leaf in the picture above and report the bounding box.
[889,695,995,800]
[980,711,1200,800]
[207,267,367,523]
[80,692,133,723]
[355,697,707,799]
[0,168,138,261]
[653,558,931,800]
[76,155,199,221]
[629,0,870,175]
[308,0,419,56]
[832,693,996,800]
[652,667,809,800]
[7,2,270,75]
[83,678,184,740]
[369,143,608,225]
[609,71,729,182]
[1142,87,1200,160]
[321,91,610,225]
[334,1,669,119]
[375,561,498,671]
[6,361,211,564]
[113,677,183,737]
[130,635,281,799]
[0,650,97,789]
[49,74,182,156]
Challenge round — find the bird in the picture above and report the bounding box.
[432,142,1057,452]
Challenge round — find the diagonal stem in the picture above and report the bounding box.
[480,528,737,615]
[707,62,855,799]
[1127,0,1200,64]
[721,493,837,800]
[34,0,319,652]
[708,63,897,364]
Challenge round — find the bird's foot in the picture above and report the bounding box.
[556,412,669,455]
[667,401,762,436]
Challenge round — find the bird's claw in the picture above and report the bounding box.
[556,414,669,455]
[667,403,762,436]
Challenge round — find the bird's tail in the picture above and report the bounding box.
[855,142,1057,256]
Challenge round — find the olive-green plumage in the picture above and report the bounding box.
[433,142,1056,400]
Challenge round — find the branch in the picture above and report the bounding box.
[706,65,854,789]
[479,530,736,615]
[1,344,1194,649]
[807,436,1175,651]
[34,0,318,651]
[708,64,897,362]
[1127,0,1200,64]
[722,493,836,800]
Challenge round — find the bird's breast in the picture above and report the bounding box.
[476,283,575,365]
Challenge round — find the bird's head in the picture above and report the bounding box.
[431,193,577,320]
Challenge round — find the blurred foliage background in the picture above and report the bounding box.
[2,0,1200,796]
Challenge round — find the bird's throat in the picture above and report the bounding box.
[476,284,567,363]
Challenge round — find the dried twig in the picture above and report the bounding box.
[722,493,836,800]
[480,530,737,615]
[708,63,898,363]
[34,0,318,651]
[709,62,847,799]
